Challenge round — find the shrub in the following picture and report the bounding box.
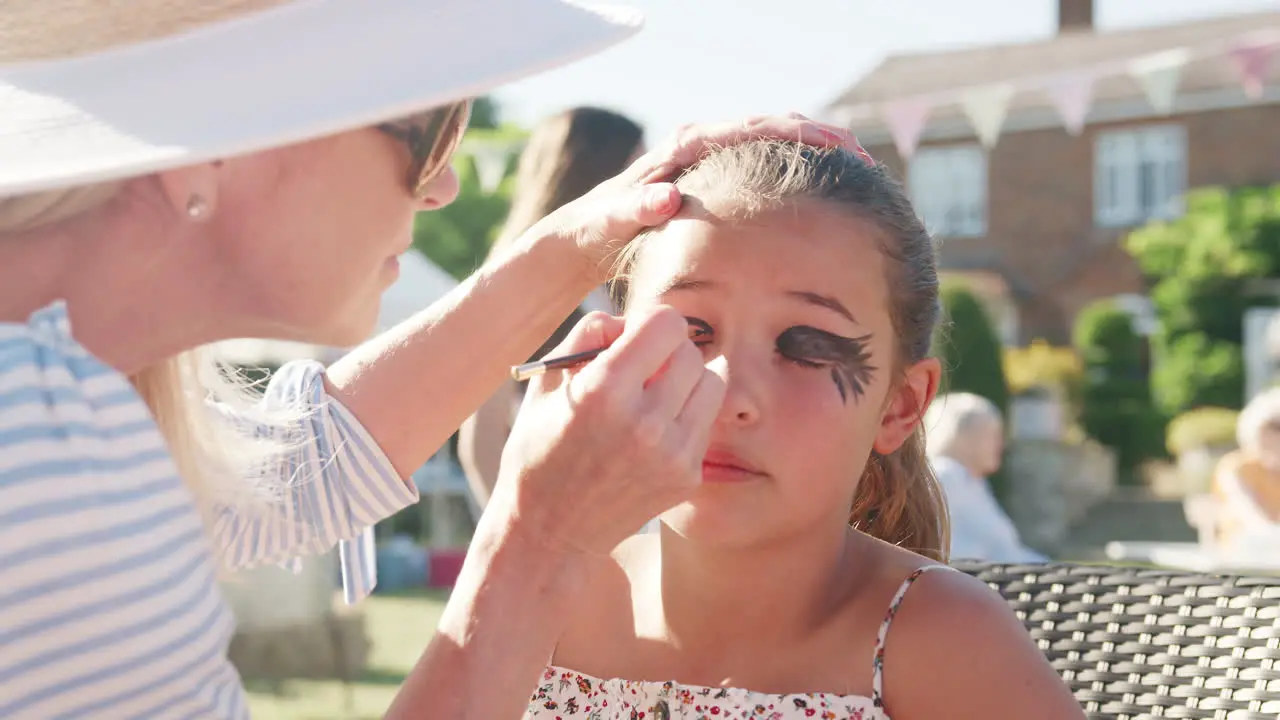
[1166,406,1240,456]
[934,282,1011,502]
[1004,340,1083,418]
[935,283,1009,416]
[1074,300,1166,482]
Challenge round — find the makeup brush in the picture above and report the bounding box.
[510,346,607,382]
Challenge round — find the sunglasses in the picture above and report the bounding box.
[377,99,473,200]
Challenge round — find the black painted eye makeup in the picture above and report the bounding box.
[686,317,713,344]
[776,326,876,404]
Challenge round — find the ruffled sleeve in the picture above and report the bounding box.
[209,360,419,604]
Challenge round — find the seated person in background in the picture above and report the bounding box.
[1212,387,1280,551]
[924,392,1047,563]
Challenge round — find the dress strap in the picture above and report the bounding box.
[870,564,954,711]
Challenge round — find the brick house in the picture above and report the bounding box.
[822,0,1280,345]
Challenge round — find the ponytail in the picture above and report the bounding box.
[849,425,950,562]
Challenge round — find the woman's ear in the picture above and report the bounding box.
[873,357,941,455]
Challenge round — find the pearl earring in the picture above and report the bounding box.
[186,194,209,220]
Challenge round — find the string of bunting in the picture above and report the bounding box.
[844,26,1280,159]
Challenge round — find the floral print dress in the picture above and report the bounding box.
[525,565,950,720]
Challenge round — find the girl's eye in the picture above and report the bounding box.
[782,355,825,369]
[686,317,713,344]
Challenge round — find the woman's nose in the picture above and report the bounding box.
[418,165,460,210]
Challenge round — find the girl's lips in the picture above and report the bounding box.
[701,448,765,483]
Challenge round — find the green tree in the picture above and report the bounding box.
[468,96,500,130]
[1073,300,1164,482]
[412,98,527,280]
[412,151,516,279]
[1126,185,1280,415]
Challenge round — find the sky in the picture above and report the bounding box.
[494,0,1280,143]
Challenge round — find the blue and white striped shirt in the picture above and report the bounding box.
[0,302,419,718]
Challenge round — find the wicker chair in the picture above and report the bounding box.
[952,561,1280,720]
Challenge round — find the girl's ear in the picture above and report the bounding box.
[873,357,941,455]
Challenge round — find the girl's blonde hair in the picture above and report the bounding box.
[0,184,293,527]
[613,140,950,561]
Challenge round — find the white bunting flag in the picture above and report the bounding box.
[961,84,1014,148]
[1128,49,1189,115]
[468,139,520,193]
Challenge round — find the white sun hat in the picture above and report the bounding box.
[0,0,642,198]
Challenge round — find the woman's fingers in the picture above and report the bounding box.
[501,306,720,554]
[624,115,865,185]
[639,338,706,423]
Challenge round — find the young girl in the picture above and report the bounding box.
[522,141,1083,719]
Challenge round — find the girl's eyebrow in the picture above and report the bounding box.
[785,290,858,325]
[655,276,714,295]
[656,277,859,326]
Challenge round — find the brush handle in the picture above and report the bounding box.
[510,346,608,382]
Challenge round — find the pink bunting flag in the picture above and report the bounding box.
[1043,71,1095,136]
[881,97,932,159]
[1229,41,1277,100]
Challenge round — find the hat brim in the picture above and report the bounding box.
[0,0,642,197]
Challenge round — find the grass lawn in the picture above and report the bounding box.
[246,589,449,720]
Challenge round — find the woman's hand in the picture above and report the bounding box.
[523,113,870,284]
[491,305,724,556]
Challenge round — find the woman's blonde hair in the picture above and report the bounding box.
[0,184,293,527]
[613,140,950,561]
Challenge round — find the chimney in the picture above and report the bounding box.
[1058,0,1094,33]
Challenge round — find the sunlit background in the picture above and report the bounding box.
[213,1,1280,717]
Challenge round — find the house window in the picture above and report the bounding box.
[1095,125,1186,227]
[908,144,986,238]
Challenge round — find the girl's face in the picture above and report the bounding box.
[626,198,938,546]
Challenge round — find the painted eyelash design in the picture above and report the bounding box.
[685,317,876,404]
[776,326,876,404]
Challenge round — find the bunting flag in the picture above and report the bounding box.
[468,139,519,193]
[1128,49,1189,114]
[1043,71,1095,135]
[961,84,1014,148]
[1229,40,1277,99]
[881,97,932,159]
[853,28,1280,153]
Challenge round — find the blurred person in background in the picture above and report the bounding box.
[458,107,644,509]
[1211,387,1280,553]
[925,392,1048,563]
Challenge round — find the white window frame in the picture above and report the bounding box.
[907,144,987,238]
[1094,124,1187,228]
